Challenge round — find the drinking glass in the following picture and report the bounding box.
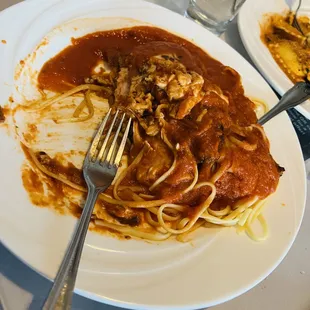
[185,0,247,35]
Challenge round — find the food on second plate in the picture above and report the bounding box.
[9,26,284,242]
[261,12,310,83]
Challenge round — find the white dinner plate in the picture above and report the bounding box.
[0,0,306,309]
[238,0,310,119]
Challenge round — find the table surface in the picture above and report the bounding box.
[0,1,309,310]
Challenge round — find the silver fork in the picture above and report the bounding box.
[43,108,132,310]
[291,0,305,36]
[258,81,310,125]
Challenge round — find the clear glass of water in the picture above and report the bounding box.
[185,0,247,35]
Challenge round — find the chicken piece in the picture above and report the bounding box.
[114,68,155,117]
[136,137,173,186]
[113,54,204,131]
[127,75,153,115]
[170,91,205,119]
[142,55,205,119]
[137,115,160,136]
[176,70,192,86]
[133,120,144,147]
[166,79,184,100]
[114,68,130,105]
[154,74,172,89]
[130,75,148,95]
[85,72,114,86]
[167,71,203,100]
[144,54,186,75]
[128,93,153,115]
[168,72,204,119]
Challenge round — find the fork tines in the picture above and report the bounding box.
[292,0,305,36]
[87,108,131,166]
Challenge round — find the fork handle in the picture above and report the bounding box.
[258,82,310,125]
[43,185,104,310]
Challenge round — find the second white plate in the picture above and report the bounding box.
[238,0,310,119]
